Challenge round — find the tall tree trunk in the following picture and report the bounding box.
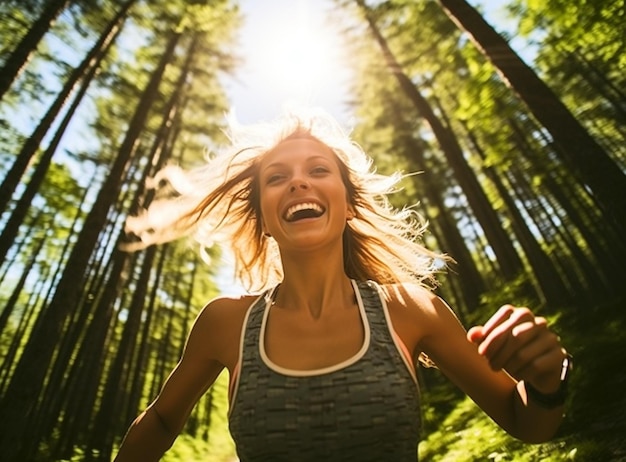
[50,246,133,459]
[124,245,168,431]
[462,122,571,307]
[388,91,486,310]
[402,132,485,310]
[0,275,45,393]
[86,36,197,459]
[0,34,110,265]
[0,234,47,333]
[356,0,524,279]
[0,0,70,100]
[88,245,158,462]
[0,0,135,215]
[437,0,626,234]
[506,114,626,289]
[29,218,123,459]
[0,31,182,458]
[565,49,626,121]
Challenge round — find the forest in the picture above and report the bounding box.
[0,0,624,460]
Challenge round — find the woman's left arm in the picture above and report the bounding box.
[412,290,569,443]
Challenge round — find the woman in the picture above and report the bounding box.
[115,108,570,461]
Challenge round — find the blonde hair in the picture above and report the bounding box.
[124,107,445,292]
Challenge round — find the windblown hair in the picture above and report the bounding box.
[124,107,445,292]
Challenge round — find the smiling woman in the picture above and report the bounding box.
[231,0,353,122]
[116,107,570,462]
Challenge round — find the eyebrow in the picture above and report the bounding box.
[262,154,332,171]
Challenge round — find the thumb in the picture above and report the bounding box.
[467,325,485,344]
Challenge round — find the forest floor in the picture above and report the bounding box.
[419,294,626,461]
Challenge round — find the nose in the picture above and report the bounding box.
[289,179,310,193]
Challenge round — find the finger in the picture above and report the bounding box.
[468,306,514,351]
[507,342,557,380]
[500,323,553,377]
[512,343,567,392]
[480,305,515,337]
[493,317,549,367]
[477,308,535,360]
[487,319,540,371]
[467,326,484,344]
[516,347,566,393]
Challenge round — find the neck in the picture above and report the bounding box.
[276,249,353,319]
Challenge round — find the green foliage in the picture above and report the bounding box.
[419,295,626,461]
[475,273,539,312]
[0,0,241,458]
[421,393,575,461]
[2,0,625,459]
[167,373,236,461]
[510,0,626,166]
[0,5,35,59]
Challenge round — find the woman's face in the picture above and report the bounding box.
[257,138,353,251]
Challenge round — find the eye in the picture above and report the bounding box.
[265,173,286,185]
[310,165,330,176]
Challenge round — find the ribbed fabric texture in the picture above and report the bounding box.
[228,280,421,461]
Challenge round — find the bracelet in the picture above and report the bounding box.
[524,354,573,409]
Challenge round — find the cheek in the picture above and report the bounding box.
[258,187,280,225]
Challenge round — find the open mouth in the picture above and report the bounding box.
[284,202,325,222]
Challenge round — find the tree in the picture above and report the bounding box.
[0,0,239,458]
[0,0,136,216]
[0,0,70,100]
[436,0,626,235]
[355,0,525,281]
[0,28,183,458]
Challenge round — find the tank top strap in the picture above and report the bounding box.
[354,280,418,384]
[354,280,388,340]
[228,288,276,414]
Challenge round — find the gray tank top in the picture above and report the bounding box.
[228,280,421,461]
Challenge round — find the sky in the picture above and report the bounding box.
[225,0,517,126]
[224,0,356,125]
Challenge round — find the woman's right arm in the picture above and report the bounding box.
[114,299,229,461]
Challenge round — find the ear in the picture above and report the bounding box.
[346,205,356,221]
[261,218,272,237]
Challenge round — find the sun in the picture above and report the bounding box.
[239,0,352,113]
[256,22,344,96]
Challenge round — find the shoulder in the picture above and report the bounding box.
[376,282,465,357]
[196,293,261,324]
[377,281,439,319]
[375,282,438,354]
[189,293,263,370]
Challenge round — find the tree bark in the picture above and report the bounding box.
[463,122,570,306]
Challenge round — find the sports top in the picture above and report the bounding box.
[228,280,422,461]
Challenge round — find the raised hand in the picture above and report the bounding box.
[467,305,567,394]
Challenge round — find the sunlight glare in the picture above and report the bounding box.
[244,0,351,108]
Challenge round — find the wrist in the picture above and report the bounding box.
[524,354,573,409]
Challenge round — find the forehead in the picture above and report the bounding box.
[260,138,336,168]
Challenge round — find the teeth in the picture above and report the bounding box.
[285,202,324,221]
